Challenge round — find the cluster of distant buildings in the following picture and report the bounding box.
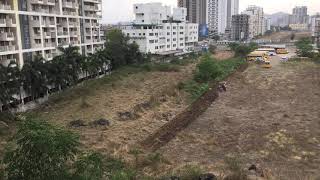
[112,2,320,55]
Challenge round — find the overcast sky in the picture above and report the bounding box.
[102,0,320,24]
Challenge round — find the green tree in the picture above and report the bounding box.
[4,118,80,180]
[194,54,222,82]
[228,42,257,57]
[295,38,313,57]
[0,61,20,109]
[21,56,49,99]
[105,29,130,69]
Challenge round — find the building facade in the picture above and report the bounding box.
[177,0,207,26]
[311,15,320,45]
[242,5,265,37]
[231,14,253,41]
[291,6,309,24]
[121,3,198,54]
[0,0,105,69]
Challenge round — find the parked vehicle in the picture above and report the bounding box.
[276,48,288,54]
[262,61,272,68]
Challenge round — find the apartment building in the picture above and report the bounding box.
[291,6,309,24]
[0,0,105,69]
[177,0,207,25]
[311,15,320,45]
[242,5,265,37]
[121,3,198,54]
[231,14,253,41]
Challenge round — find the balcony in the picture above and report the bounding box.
[63,11,78,16]
[44,0,55,6]
[69,31,78,37]
[84,5,99,12]
[0,4,12,10]
[0,45,16,52]
[57,31,68,36]
[30,19,41,27]
[69,21,78,27]
[58,40,68,46]
[44,32,56,38]
[30,0,44,5]
[0,18,16,27]
[42,20,55,27]
[44,42,55,47]
[62,1,78,9]
[84,0,101,3]
[44,53,53,60]
[70,40,79,45]
[0,32,15,41]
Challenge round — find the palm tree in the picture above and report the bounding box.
[0,61,21,110]
[21,56,48,100]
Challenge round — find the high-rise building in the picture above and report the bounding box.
[311,14,320,45]
[0,0,105,68]
[226,0,239,29]
[121,3,198,54]
[291,6,309,24]
[178,0,238,37]
[242,5,265,36]
[231,14,253,41]
[178,0,207,25]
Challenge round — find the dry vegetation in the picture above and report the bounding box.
[159,60,320,179]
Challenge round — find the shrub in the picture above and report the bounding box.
[183,80,209,100]
[177,165,203,180]
[73,152,107,180]
[194,55,222,82]
[4,118,80,180]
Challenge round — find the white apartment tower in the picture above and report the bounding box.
[121,3,198,54]
[207,0,239,35]
[0,0,105,69]
[242,5,265,37]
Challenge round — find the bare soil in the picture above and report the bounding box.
[213,51,235,61]
[158,60,320,179]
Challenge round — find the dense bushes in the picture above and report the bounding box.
[1,118,138,180]
[194,54,222,82]
[228,42,258,57]
[181,54,246,101]
[295,38,314,57]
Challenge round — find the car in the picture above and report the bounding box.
[281,56,288,62]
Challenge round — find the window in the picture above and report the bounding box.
[139,33,141,36]
[173,26,176,29]
[180,43,184,46]
[155,33,158,36]
[149,33,154,36]
[167,45,170,48]
[167,39,170,42]
[180,38,183,41]
[173,44,176,47]
[155,40,158,43]
[155,46,158,49]
[180,26,183,29]
[173,32,176,35]
[149,40,154,43]
[127,33,129,36]
[142,20,144,22]
[167,27,170,29]
[167,32,170,35]
[173,38,176,41]
[143,33,145,35]
[180,32,183,35]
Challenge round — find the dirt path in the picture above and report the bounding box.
[159,59,320,179]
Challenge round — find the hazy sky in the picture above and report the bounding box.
[102,0,320,24]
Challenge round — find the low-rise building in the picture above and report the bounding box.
[311,15,320,45]
[289,23,309,31]
[121,3,198,54]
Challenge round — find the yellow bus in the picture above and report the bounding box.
[246,51,269,61]
[276,48,289,54]
[256,48,276,56]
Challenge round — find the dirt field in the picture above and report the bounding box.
[158,56,320,179]
[24,63,197,158]
[259,31,312,42]
[213,51,235,61]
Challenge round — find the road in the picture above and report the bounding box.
[159,49,320,179]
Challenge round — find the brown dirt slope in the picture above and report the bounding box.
[159,60,320,179]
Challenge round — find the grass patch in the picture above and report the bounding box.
[180,54,246,101]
